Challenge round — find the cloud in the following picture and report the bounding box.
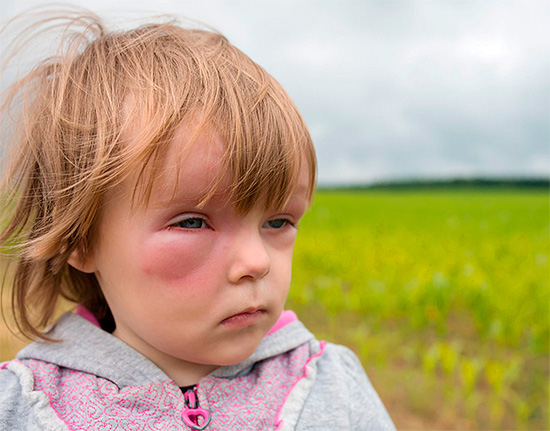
[3,0,549,184]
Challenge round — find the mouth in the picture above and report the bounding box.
[220,307,267,328]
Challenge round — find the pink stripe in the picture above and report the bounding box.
[74,305,101,328]
[266,310,298,336]
[35,378,77,430]
[45,393,76,431]
[274,340,327,429]
[0,361,8,370]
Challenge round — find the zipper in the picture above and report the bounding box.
[182,386,211,430]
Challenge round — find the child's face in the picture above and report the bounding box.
[74,127,310,385]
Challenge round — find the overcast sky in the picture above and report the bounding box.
[1,0,548,185]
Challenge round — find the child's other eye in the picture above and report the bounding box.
[264,218,292,229]
[175,217,207,229]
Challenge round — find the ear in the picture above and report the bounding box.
[67,247,97,274]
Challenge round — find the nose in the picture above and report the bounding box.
[227,229,270,284]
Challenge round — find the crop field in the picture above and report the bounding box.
[288,188,549,430]
[1,187,548,430]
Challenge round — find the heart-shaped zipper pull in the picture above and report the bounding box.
[182,407,211,430]
[182,387,211,430]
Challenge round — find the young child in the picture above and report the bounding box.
[0,8,395,430]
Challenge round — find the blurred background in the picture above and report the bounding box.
[1,1,548,429]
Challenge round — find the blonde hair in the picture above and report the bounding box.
[0,8,316,339]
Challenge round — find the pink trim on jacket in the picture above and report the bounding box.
[274,340,327,430]
[74,305,100,327]
[266,310,298,336]
[23,342,323,429]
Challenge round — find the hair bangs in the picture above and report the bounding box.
[179,46,316,214]
[123,26,316,213]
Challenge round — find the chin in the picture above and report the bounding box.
[215,335,264,366]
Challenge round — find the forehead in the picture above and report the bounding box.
[151,126,227,206]
[141,125,311,213]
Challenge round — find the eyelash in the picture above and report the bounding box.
[264,218,295,229]
[170,216,210,230]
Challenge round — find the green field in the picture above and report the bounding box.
[288,188,549,430]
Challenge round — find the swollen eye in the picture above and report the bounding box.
[266,219,287,229]
[178,218,205,229]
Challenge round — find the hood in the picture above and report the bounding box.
[16,310,315,388]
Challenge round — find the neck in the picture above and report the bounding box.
[112,328,219,387]
[158,358,219,387]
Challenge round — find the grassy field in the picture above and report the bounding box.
[1,187,548,430]
[288,188,549,430]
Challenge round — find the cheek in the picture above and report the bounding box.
[274,233,298,269]
[271,245,295,282]
[139,234,218,286]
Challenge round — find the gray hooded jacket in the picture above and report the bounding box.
[0,311,395,430]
